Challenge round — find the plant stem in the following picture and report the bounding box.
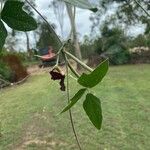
[64,53,82,150]
[55,43,66,66]
[24,0,62,46]
[133,0,150,17]
[68,61,80,78]
[63,50,93,72]
[66,57,80,78]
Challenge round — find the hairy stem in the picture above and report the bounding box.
[64,53,82,150]
[55,43,66,66]
[63,50,93,72]
[68,61,80,78]
[67,58,80,78]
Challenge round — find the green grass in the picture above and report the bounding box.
[0,64,150,150]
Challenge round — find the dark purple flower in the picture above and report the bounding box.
[50,68,65,91]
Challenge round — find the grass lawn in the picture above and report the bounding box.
[0,64,150,150]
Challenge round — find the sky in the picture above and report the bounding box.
[36,0,144,39]
[36,0,96,40]
[12,0,145,51]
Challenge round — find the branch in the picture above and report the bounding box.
[0,78,10,86]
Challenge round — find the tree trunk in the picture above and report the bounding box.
[25,32,32,60]
[66,4,82,70]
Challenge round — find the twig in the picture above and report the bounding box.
[13,75,30,85]
[0,75,29,88]
[0,78,10,86]
[64,53,82,150]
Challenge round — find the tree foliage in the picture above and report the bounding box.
[91,0,150,35]
[36,21,61,51]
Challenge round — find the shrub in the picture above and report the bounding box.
[106,45,130,65]
[2,54,28,82]
[81,43,95,59]
[87,54,104,67]
[129,47,150,64]
[0,61,12,81]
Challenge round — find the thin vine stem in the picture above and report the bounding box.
[66,56,80,78]
[133,0,150,17]
[24,1,87,149]
[64,53,82,150]
[63,50,93,72]
[55,42,66,66]
[24,0,62,46]
[68,61,80,78]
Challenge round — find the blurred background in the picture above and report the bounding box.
[0,0,150,150]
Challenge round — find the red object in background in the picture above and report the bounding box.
[41,46,56,61]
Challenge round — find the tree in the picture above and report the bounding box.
[91,0,150,34]
[86,22,130,65]
[66,4,82,70]
[24,0,36,59]
[36,20,60,51]
[50,0,83,69]
[5,30,18,51]
[129,34,150,48]
[50,0,65,38]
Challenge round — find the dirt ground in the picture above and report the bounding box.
[27,65,51,75]
[11,112,68,150]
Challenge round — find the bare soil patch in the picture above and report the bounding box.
[12,111,67,150]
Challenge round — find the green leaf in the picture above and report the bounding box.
[83,93,102,130]
[1,0,37,31]
[60,88,87,113]
[63,0,98,12]
[0,20,7,51]
[78,59,109,88]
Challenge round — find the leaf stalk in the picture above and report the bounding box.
[63,50,93,72]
